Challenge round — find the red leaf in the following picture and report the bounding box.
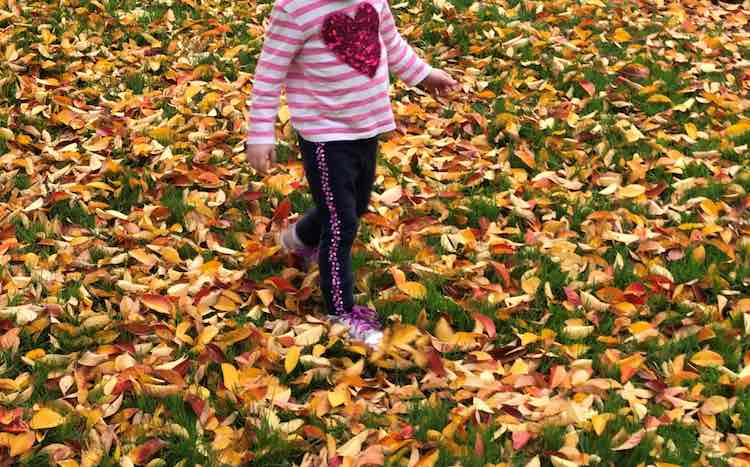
[2,420,30,433]
[271,198,291,224]
[200,344,226,364]
[564,287,581,306]
[186,395,206,418]
[240,191,264,202]
[474,431,485,458]
[121,323,154,336]
[490,261,511,287]
[0,407,23,425]
[266,276,297,293]
[131,438,166,464]
[111,378,133,396]
[613,429,644,451]
[512,431,531,449]
[193,286,216,305]
[472,313,496,339]
[427,348,446,377]
[580,79,596,97]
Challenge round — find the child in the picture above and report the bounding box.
[245,0,459,346]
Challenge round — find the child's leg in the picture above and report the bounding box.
[293,207,322,247]
[298,137,362,315]
[354,136,379,217]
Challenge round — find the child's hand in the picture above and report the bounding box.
[245,142,276,174]
[420,69,460,96]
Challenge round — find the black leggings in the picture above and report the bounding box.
[295,134,379,315]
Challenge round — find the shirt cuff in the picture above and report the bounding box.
[404,62,433,87]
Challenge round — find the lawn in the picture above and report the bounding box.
[1,0,750,465]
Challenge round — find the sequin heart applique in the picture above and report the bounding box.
[321,3,381,78]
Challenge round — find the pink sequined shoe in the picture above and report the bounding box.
[330,305,383,348]
[279,224,319,269]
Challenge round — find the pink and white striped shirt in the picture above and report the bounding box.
[247,0,433,144]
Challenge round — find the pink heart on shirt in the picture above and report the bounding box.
[321,3,381,78]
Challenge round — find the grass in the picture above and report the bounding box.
[406,398,455,442]
[48,199,95,229]
[160,186,193,227]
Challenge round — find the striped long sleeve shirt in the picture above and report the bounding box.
[247,0,433,144]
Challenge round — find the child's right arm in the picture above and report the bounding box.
[246,3,303,172]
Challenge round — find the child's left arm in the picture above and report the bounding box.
[380,3,459,95]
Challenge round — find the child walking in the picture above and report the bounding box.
[245,0,458,346]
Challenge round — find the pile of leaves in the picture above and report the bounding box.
[1,0,750,465]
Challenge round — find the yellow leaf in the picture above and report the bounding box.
[591,413,609,436]
[685,123,698,139]
[691,350,724,367]
[295,326,324,346]
[133,143,152,156]
[673,98,695,112]
[434,317,454,341]
[221,363,239,390]
[185,84,202,104]
[285,346,301,374]
[647,94,672,104]
[613,28,632,42]
[328,385,350,408]
[176,321,193,344]
[337,429,370,457]
[195,325,219,348]
[212,426,235,451]
[267,174,295,196]
[623,126,645,143]
[521,276,541,295]
[148,127,174,142]
[398,281,427,299]
[618,184,646,198]
[701,395,729,415]
[725,120,750,138]
[389,324,420,347]
[30,408,64,429]
[83,137,112,152]
[520,333,539,346]
[256,289,274,307]
[415,449,440,467]
[160,247,182,264]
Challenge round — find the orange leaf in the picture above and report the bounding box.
[8,430,35,457]
[141,294,173,315]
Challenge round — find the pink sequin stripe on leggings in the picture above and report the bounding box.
[314,142,345,314]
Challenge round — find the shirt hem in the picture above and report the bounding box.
[294,123,397,143]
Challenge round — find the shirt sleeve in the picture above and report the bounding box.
[246,4,304,145]
[379,2,433,87]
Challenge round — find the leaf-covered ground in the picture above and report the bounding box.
[2,0,750,465]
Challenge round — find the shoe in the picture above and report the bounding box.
[279,223,319,269]
[330,305,383,348]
